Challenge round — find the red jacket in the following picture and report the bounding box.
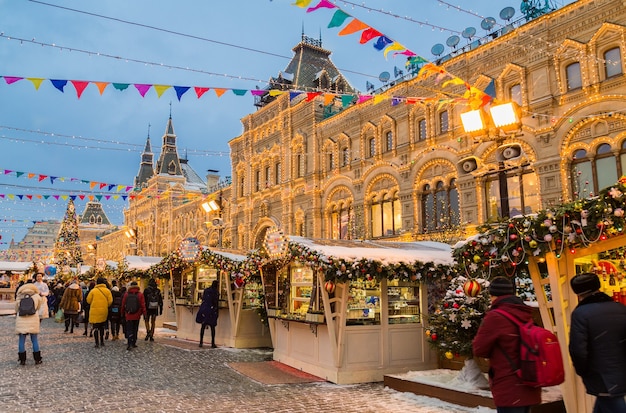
[121,286,146,321]
[472,295,541,408]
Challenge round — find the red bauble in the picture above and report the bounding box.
[452,303,459,309]
[463,280,481,297]
[324,281,336,294]
[431,333,437,341]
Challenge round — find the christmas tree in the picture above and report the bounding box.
[54,198,82,270]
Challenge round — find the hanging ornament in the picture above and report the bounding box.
[324,280,336,294]
[463,280,481,297]
[445,351,454,360]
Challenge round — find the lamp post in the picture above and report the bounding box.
[202,195,222,248]
[460,102,523,219]
[87,243,97,267]
[124,227,138,255]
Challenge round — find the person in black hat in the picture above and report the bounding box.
[473,276,541,412]
[569,272,626,412]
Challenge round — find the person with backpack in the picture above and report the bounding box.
[121,281,146,351]
[143,278,163,342]
[15,280,44,365]
[472,276,541,413]
[569,272,626,413]
[108,284,123,341]
[86,277,113,348]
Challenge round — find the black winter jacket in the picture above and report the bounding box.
[569,292,626,397]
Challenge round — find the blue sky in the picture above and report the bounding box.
[0,0,574,248]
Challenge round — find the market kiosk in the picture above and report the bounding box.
[167,240,271,348]
[527,234,626,413]
[260,234,454,384]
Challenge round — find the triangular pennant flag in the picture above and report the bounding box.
[94,82,109,95]
[61,195,68,200]
[134,84,152,97]
[232,89,247,96]
[43,195,49,199]
[116,185,125,192]
[373,36,393,51]
[360,28,382,44]
[384,43,405,59]
[194,87,210,98]
[38,175,47,182]
[307,0,335,12]
[391,97,403,106]
[27,78,44,90]
[88,195,94,201]
[78,195,85,200]
[407,56,429,66]
[35,195,42,199]
[174,86,190,101]
[90,182,97,189]
[250,89,265,96]
[3,170,12,175]
[213,88,227,97]
[293,0,313,7]
[15,172,24,178]
[113,195,119,200]
[108,184,115,191]
[153,84,171,98]
[70,80,89,98]
[95,195,102,201]
[99,183,107,189]
[323,93,336,105]
[269,90,284,97]
[306,92,322,101]
[27,173,35,179]
[328,10,350,28]
[126,186,133,192]
[49,176,57,184]
[341,95,354,107]
[17,195,23,200]
[338,19,369,36]
[357,95,373,104]
[394,50,417,57]
[289,91,302,100]
[50,79,68,92]
[3,76,23,84]
[483,79,496,99]
[121,195,128,201]
[112,83,130,91]
[104,195,111,200]
[373,95,386,104]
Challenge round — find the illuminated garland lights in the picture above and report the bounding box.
[454,176,626,277]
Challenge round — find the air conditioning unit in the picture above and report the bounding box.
[457,156,481,174]
[211,218,224,227]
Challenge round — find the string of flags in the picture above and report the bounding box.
[1,168,133,192]
[0,192,215,202]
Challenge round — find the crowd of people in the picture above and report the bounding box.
[14,274,164,364]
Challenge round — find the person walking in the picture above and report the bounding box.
[143,279,163,342]
[121,281,146,351]
[82,281,95,337]
[472,276,541,413]
[15,281,44,365]
[86,277,113,348]
[108,285,123,341]
[33,273,50,322]
[59,279,82,334]
[569,272,626,413]
[196,280,219,348]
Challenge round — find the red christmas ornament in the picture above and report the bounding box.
[452,303,459,309]
[463,280,482,297]
[430,333,437,341]
[324,281,336,294]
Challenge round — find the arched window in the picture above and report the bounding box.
[328,152,335,171]
[368,137,376,158]
[485,169,540,219]
[331,204,352,240]
[255,169,261,192]
[370,193,402,237]
[385,131,393,152]
[418,119,427,141]
[439,111,449,134]
[510,84,522,106]
[604,47,622,78]
[274,162,281,185]
[342,147,350,167]
[571,145,618,198]
[421,180,460,232]
[566,62,582,90]
[239,176,245,198]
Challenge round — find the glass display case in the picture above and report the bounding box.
[243,279,263,308]
[387,279,421,324]
[290,264,314,317]
[196,266,218,304]
[346,279,380,325]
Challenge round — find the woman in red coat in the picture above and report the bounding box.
[472,277,541,413]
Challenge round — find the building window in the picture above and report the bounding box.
[370,194,402,237]
[296,153,303,178]
[255,170,260,192]
[572,144,618,198]
[368,137,376,158]
[385,131,393,152]
[265,166,271,188]
[421,180,460,232]
[510,84,522,106]
[604,47,622,78]
[439,111,449,134]
[328,152,335,171]
[331,205,352,240]
[418,119,427,141]
[274,162,281,185]
[485,171,540,220]
[239,177,245,197]
[342,147,350,167]
[566,62,582,90]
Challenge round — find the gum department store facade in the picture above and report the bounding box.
[98,0,626,260]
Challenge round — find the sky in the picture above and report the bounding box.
[0,0,576,249]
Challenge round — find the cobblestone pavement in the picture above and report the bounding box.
[0,314,492,413]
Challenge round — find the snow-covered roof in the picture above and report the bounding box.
[289,237,454,266]
[204,248,246,262]
[0,261,31,272]
[125,255,163,270]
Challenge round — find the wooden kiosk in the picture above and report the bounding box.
[157,242,271,348]
[259,234,454,384]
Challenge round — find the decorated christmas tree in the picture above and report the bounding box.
[53,198,82,270]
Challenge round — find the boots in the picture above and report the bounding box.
[33,351,42,365]
[99,330,105,347]
[18,352,26,365]
[94,333,100,348]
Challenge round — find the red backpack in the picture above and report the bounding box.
[493,309,565,388]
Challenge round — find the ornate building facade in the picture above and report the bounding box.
[229,0,626,250]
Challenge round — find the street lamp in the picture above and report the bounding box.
[460,102,523,219]
[202,196,223,248]
[125,227,138,255]
[87,243,97,266]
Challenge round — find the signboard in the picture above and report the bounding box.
[264,228,289,259]
[179,237,201,262]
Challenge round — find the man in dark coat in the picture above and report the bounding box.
[121,281,146,351]
[196,280,219,348]
[569,272,626,413]
[473,276,541,412]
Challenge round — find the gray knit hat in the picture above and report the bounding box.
[571,273,601,295]
[488,276,515,296]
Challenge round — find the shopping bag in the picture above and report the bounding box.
[55,308,64,323]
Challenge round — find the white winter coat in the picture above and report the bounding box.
[15,283,43,335]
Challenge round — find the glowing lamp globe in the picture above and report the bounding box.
[463,280,481,297]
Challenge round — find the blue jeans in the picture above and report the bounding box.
[18,333,39,352]
[496,407,530,413]
[594,396,626,413]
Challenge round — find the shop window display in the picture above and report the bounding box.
[387,280,421,324]
[347,279,380,325]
